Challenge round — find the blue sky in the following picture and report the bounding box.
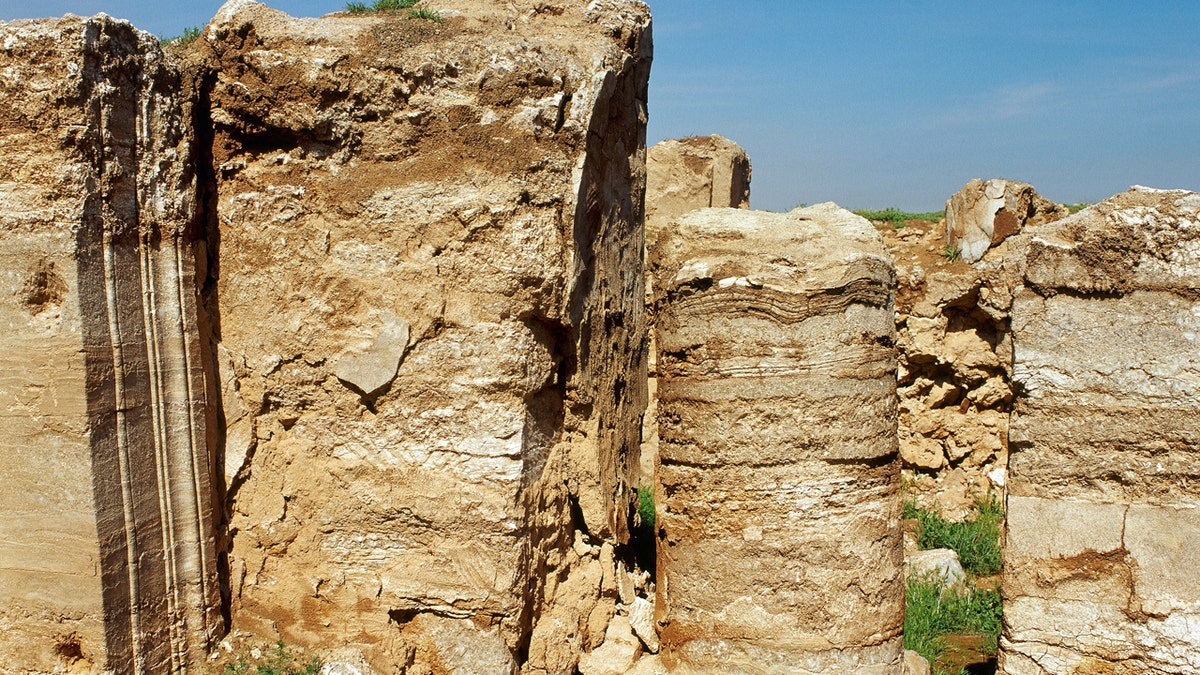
[3,0,1198,211]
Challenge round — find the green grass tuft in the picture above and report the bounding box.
[159,26,201,48]
[223,642,321,675]
[940,244,961,263]
[407,7,443,21]
[374,0,419,9]
[1065,202,1091,214]
[913,495,1002,576]
[853,207,944,227]
[636,484,655,530]
[904,576,1002,673]
[345,1,369,11]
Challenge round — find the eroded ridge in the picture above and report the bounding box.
[650,204,904,674]
[1001,187,1200,674]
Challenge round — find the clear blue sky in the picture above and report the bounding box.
[3,0,1198,212]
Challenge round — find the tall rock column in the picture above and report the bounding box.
[0,15,221,675]
[1001,187,1200,674]
[651,204,903,673]
[185,1,650,671]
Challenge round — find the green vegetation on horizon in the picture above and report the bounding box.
[159,26,201,48]
[853,207,944,227]
[346,0,419,12]
[1065,202,1091,214]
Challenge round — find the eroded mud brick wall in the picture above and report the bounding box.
[651,205,904,673]
[0,15,221,674]
[1001,187,1200,674]
[186,0,650,670]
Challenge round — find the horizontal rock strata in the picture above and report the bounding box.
[651,204,903,673]
[1000,187,1200,674]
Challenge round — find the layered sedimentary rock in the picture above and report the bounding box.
[1001,187,1200,674]
[641,135,751,479]
[185,1,650,670]
[651,204,903,673]
[0,15,220,675]
[945,179,1066,264]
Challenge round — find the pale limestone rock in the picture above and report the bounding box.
[628,597,659,653]
[1000,187,1200,674]
[333,315,410,396]
[0,14,221,674]
[651,205,903,673]
[577,616,641,675]
[945,178,1067,264]
[903,650,932,675]
[402,614,517,675]
[906,549,965,588]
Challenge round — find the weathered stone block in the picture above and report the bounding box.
[0,14,221,675]
[186,0,650,669]
[651,204,903,673]
[1001,187,1200,674]
[945,178,1066,264]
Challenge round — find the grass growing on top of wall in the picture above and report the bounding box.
[346,0,418,11]
[159,26,201,49]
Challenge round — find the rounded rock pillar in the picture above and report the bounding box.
[651,204,904,674]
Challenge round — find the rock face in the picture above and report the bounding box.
[645,135,751,249]
[186,0,650,671]
[641,136,751,480]
[651,204,904,673]
[945,179,1066,264]
[1000,187,1200,674]
[0,15,221,675]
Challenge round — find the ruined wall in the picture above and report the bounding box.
[644,135,750,250]
[184,0,651,670]
[651,205,903,673]
[1000,187,1200,674]
[0,15,220,674]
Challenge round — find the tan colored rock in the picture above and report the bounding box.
[945,178,1067,264]
[645,135,751,248]
[185,0,650,669]
[1000,187,1200,674]
[0,14,221,674]
[903,649,931,675]
[577,616,641,675]
[651,204,903,673]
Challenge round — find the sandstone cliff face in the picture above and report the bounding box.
[1000,187,1200,674]
[0,15,220,675]
[183,0,651,670]
[650,205,903,673]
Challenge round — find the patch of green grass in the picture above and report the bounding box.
[854,207,945,227]
[913,495,1002,576]
[407,7,443,21]
[1065,202,1091,214]
[905,576,1002,674]
[345,1,369,11]
[374,0,419,9]
[223,642,321,675]
[636,484,655,530]
[940,244,961,263]
[159,26,201,48]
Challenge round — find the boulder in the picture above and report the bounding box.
[945,178,1066,263]
[645,135,751,249]
[906,549,966,588]
[1000,187,1200,674]
[651,204,904,672]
